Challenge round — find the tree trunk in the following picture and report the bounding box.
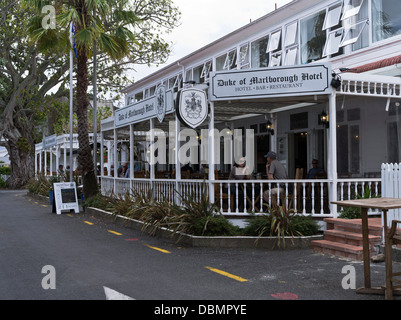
[76,41,98,199]
[6,137,35,189]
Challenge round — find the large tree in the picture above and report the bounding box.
[7,0,180,195]
[0,0,71,188]
[24,0,180,199]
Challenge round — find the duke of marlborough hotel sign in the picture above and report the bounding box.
[210,63,331,101]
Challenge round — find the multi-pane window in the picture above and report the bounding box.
[300,10,326,63]
[201,60,212,81]
[324,28,344,56]
[284,21,298,66]
[193,64,203,83]
[267,29,282,67]
[251,35,269,68]
[322,0,368,57]
[372,0,401,42]
[190,61,213,84]
[323,3,343,30]
[134,0,401,101]
[216,49,237,71]
[238,43,250,69]
[342,0,365,21]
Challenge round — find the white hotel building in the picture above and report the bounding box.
[98,0,401,218]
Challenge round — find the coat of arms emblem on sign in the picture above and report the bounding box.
[178,88,208,128]
[155,85,166,123]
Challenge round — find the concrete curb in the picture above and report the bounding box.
[85,207,323,250]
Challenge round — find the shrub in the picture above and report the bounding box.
[26,174,52,196]
[0,177,6,188]
[243,207,320,248]
[338,187,380,219]
[289,215,320,236]
[0,166,11,175]
[82,183,319,244]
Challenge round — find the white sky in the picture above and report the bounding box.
[132,0,293,82]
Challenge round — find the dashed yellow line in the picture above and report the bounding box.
[205,266,248,283]
[108,230,123,236]
[145,244,171,254]
[84,221,94,226]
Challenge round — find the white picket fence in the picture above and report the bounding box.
[381,163,401,231]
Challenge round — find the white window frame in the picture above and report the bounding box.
[341,0,365,21]
[238,43,250,69]
[284,46,298,66]
[340,19,368,47]
[223,49,237,70]
[201,60,212,80]
[323,3,343,30]
[269,52,282,67]
[284,21,298,47]
[267,29,282,53]
[323,28,344,56]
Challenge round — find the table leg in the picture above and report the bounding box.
[383,211,393,300]
[361,208,371,289]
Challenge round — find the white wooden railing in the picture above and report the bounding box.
[381,163,401,229]
[101,176,382,218]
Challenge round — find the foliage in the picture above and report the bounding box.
[168,183,241,237]
[0,177,6,188]
[289,215,320,236]
[0,166,11,175]
[85,183,240,238]
[26,174,52,196]
[338,187,380,219]
[83,184,319,245]
[243,205,320,248]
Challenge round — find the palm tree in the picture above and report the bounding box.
[23,0,180,199]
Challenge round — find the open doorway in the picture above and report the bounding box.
[288,132,308,179]
[256,134,270,176]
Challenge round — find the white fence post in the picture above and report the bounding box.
[381,163,401,241]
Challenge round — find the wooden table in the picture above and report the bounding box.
[332,198,401,299]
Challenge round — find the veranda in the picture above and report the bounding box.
[98,71,401,218]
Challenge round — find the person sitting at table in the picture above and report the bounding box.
[181,162,194,174]
[228,157,251,211]
[118,162,128,178]
[199,162,208,174]
[229,157,251,180]
[306,159,326,200]
[263,151,288,207]
[307,159,325,179]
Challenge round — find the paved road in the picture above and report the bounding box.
[1,189,400,305]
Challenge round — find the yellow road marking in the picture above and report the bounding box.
[205,266,248,283]
[108,230,123,236]
[67,214,73,217]
[84,221,94,226]
[145,244,171,254]
[34,202,38,205]
[42,205,47,207]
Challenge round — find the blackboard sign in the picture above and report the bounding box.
[53,182,79,215]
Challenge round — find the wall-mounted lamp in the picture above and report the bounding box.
[330,72,342,89]
[318,111,329,128]
[266,120,275,135]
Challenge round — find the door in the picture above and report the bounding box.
[288,132,307,179]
